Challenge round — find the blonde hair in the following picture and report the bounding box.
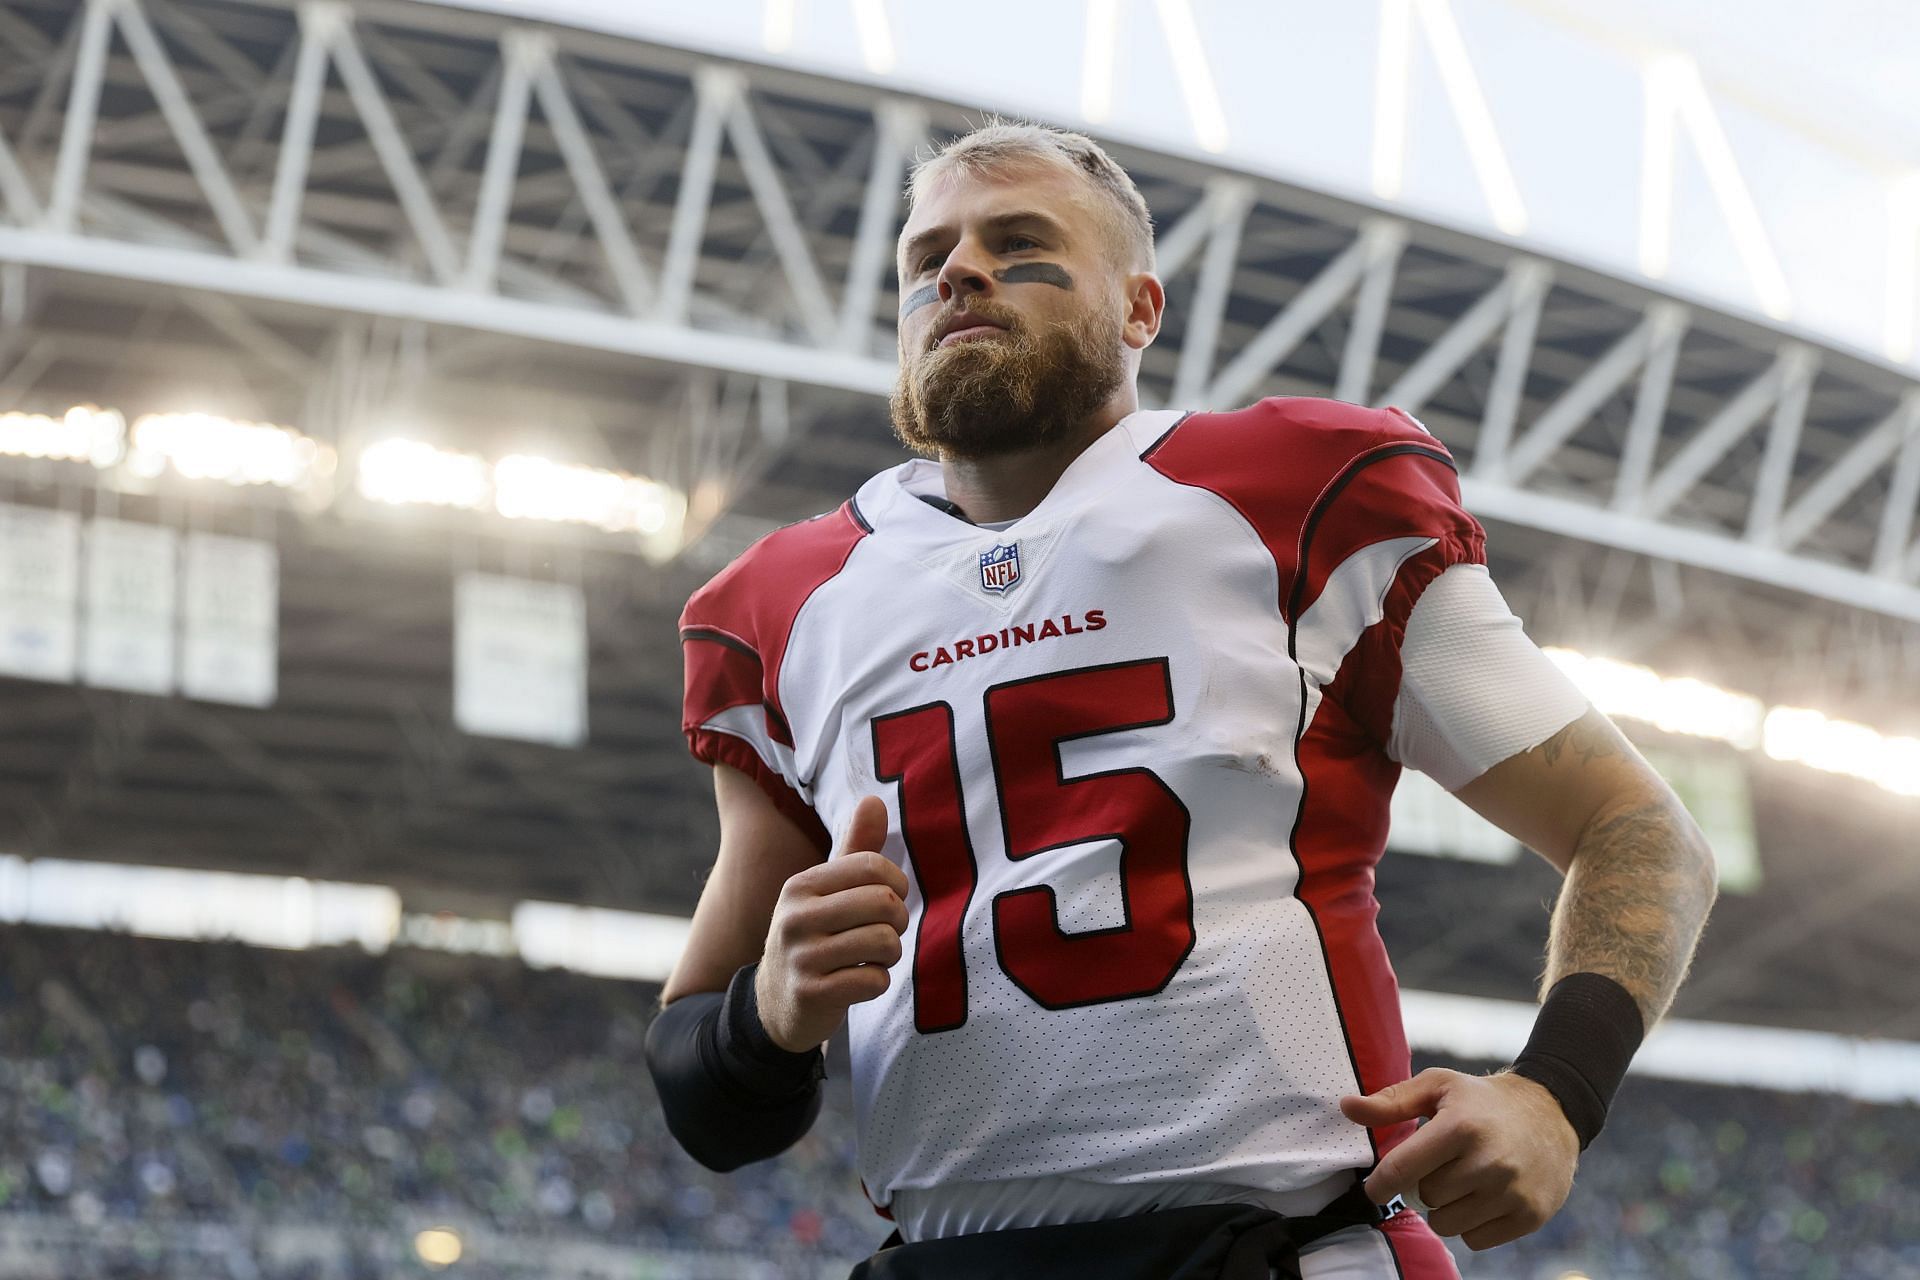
[908,120,1156,272]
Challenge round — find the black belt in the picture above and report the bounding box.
[848,1181,1387,1280]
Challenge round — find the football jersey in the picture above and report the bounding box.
[679,397,1491,1216]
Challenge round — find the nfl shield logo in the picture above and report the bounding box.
[979,542,1021,594]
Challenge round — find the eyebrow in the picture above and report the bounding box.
[899,209,1072,272]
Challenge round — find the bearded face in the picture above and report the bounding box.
[889,291,1128,460]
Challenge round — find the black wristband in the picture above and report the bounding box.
[1509,972,1645,1151]
[713,961,825,1102]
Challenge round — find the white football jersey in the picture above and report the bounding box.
[678,397,1553,1257]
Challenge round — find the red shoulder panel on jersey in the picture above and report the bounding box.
[1143,396,1482,628]
[679,502,869,851]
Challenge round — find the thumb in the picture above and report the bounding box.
[840,795,890,857]
[1339,1071,1448,1126]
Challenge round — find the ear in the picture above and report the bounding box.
[1121,271,1165,351]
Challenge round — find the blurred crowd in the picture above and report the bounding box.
[1,923,1915,1279]
[1452,1066,1920,1279]
[0,924,883,1276]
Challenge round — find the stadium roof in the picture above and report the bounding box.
[0,0,1914,1036]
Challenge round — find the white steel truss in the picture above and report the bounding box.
[0,0,1915,637]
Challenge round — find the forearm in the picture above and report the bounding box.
[645,966,824,1172]
[1544,786,1718,1028]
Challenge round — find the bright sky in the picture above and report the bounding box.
[1517,0,1920,165]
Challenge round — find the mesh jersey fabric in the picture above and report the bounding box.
[674,398,1519,1263]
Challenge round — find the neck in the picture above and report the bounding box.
[937,389,1137,524]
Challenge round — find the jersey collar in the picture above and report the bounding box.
[852,409,1184,549]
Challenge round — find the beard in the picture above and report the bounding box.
[889,297,1127,460]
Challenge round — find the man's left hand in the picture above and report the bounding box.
[1338,1068,1579,1250]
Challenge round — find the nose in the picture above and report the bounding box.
[935,237,994,303]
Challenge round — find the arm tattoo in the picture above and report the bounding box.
[1538,716,1621,767]
[1546,792,1718,1028]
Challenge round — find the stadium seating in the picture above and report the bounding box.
[1,925,1915,1279]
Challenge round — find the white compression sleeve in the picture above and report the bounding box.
[1388,563,1590,791]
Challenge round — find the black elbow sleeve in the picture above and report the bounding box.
[644,963,825,1172]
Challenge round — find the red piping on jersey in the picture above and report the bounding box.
[1378,1210,1461,1278]
[1142,398,1480,1171]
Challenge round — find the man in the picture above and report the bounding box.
[647,123,1717,1279]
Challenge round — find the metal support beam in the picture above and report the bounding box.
[0,6,52,57]
[327,13,463,284]
[113,0,259,255]
[143,0,266,91]
[1610,304,1688,510]
[19,8,83,159]
[1745,351,1819,545]
[232,39,302,182]
[1639,346,1804,520]
[424,59,502,196]
[1505,305,1657,484]
[1151,194,1216,281]
[1173,180,1252,407]
[46,0,115,233]
[0,122,42,223]
[1461,477,1920,623]
[1874,410,1920,579]
[1334,219,1407,405]
[724,87,835,346]
[1778,393,1920,553]
[836,100,919,354]
[527,39,655,313]
[463,30,535,293]
[1380,262,1522,414]
[658,67,735,325]
[181,291,314,382]
[1471,259,1552,472]
[0,226,899,396]
[262,4,334,262]
[1207,216,1379,409]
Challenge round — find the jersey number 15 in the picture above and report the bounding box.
[870,658,1195,1034]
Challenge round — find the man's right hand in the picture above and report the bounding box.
[755,796,908,1052]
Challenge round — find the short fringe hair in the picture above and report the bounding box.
[908,120,1156,271]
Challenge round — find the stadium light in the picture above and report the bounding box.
[493,454,683,535]
[126,412,335,490]
[357,438,492,511]
[356,437,687,552]
[1545,647,1917,799]
[414,1229,462,1268]
[1763,706,1920,798]
[1543,649,1765,750]
[513,900,694,983]
[0,403,336,491]
[0,404,125,467]
[0,854,399,952]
